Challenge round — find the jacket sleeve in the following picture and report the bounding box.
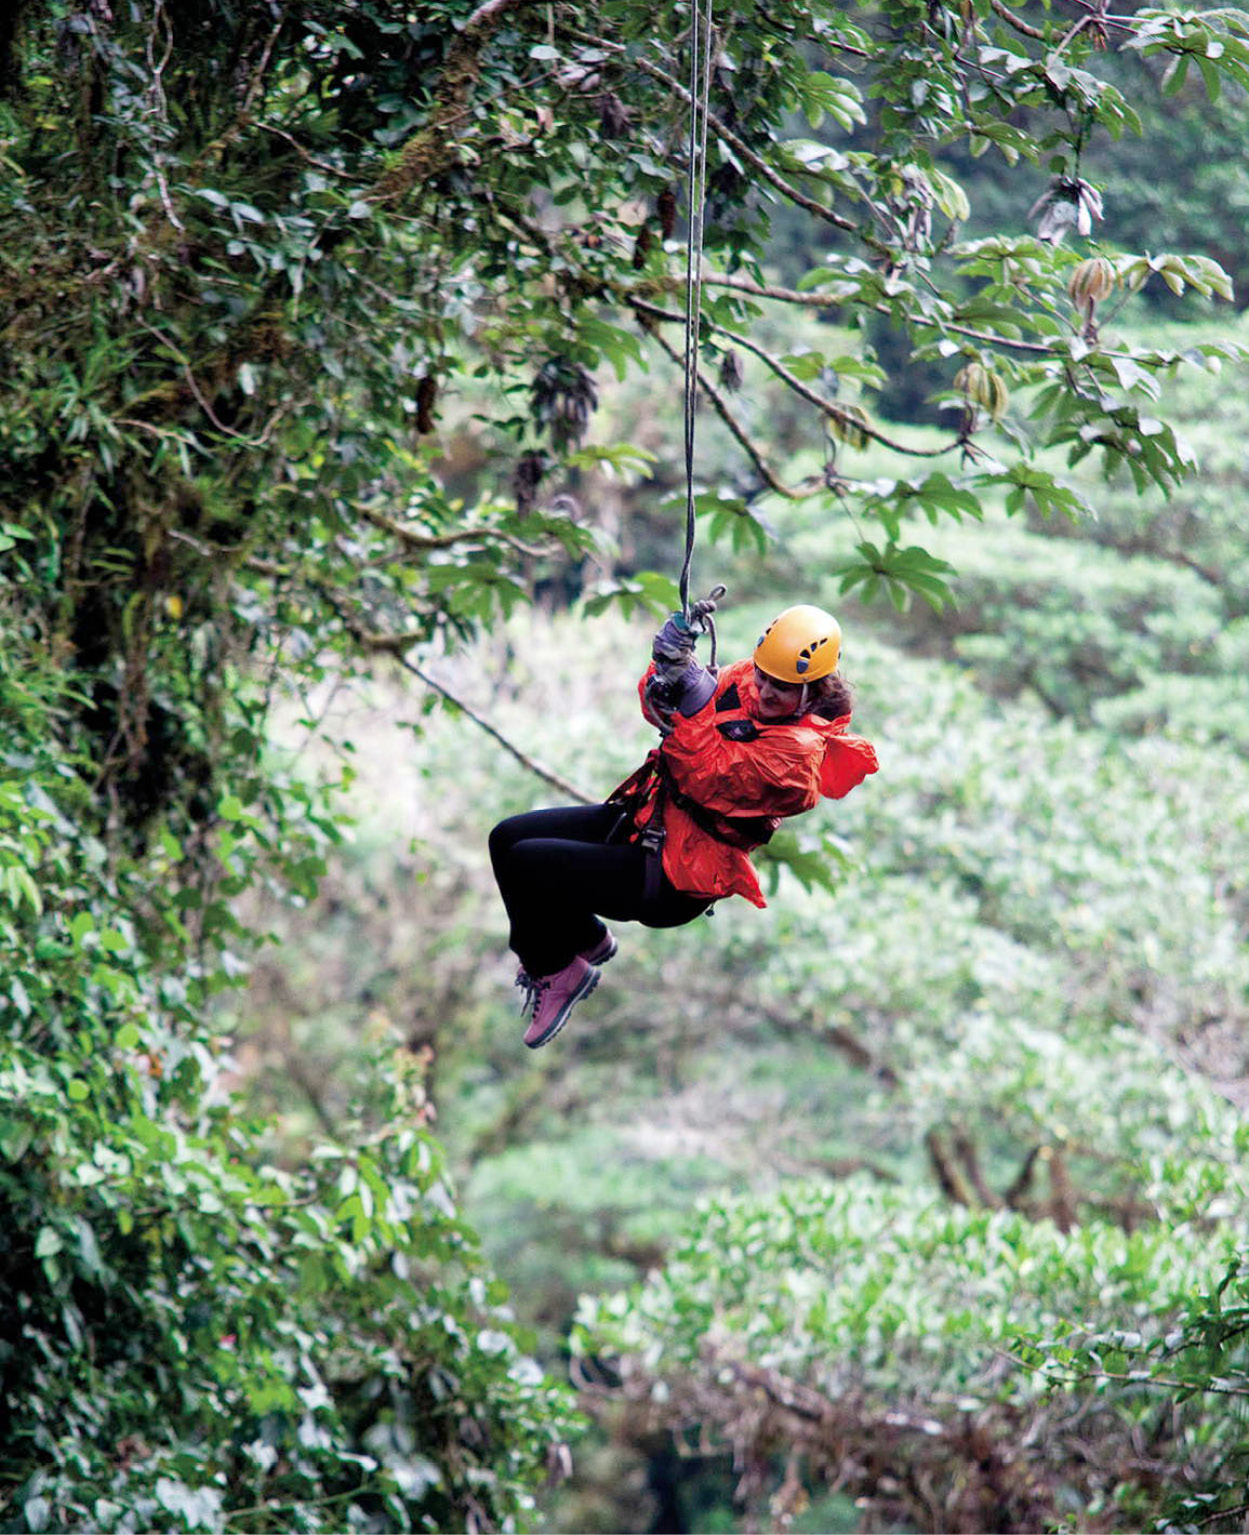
[639,658,717,722]
[638,663,659,724]
[820,733,879,799]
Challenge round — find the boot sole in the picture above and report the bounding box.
[524,965,600,1050]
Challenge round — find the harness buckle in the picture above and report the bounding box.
[639,816,666,903]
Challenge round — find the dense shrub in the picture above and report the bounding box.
[0,646,578,1532]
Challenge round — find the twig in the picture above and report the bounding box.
[269,570,598,802]
[632,295,961,459]
[701,273,846,309]
[224,1486,372,1526]
[256,121,357,179]
[1051,13,1098,61]
[1196,1499,1249,1529]
[999,1346,1249,1398]
[394,653,595,804]
[758,1001,899,1085]
[239,12,286,121]
[990,0,1046,40]
[133,319,289,446]
[647,326,834,500]
[114,417,199,445]
[701,273,1060,356]
[194,9,287,171]
[144,1,184,231]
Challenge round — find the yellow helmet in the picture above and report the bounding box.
[754,604,842,683]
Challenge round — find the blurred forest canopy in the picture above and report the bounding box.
[2,0,1249,1530]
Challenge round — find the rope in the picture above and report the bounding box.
[679,0,714,620]
[689,582,726,670]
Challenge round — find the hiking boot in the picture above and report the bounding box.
[581,926,618,967]
[514,929,618,1000]
[519,956,600,1049]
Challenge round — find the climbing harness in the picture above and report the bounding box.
[607,736,779,902]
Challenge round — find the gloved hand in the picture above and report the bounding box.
[647,590,723,732]
[652,610,703,671]
[645,662,717,734]
[648,613,716,733]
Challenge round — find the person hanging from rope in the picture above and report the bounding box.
[488,601,879,1048]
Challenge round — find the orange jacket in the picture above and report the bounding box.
[629,657,878,907]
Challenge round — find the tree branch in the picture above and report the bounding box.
[954,1129,1004,1209]
[355,502,555,559]
[647,326,818,500]
[393,653,595,805]
[203,518,596,827]
[1005,1347,1249,1399]
[271,567,598,803]
[561,24,862,238]
[990,0,1047,40]
[926,1125,978,1206]
[374,0,546,204]
[132,319,292,446]
[701,273,1062,356]
[631,295,961,459]
[758,1001,899,1085]
[194,9,288,173]
[702,273,843,309]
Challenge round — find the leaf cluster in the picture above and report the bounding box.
[0,612,578,1530]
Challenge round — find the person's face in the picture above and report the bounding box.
[752,664,806,721]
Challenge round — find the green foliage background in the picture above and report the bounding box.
[240,326,1249,1527]
[4,0,1249,1530]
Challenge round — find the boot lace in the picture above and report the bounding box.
[515,968,548,1018]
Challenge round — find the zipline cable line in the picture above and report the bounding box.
[679,0,715,626]
[408,2,721,775]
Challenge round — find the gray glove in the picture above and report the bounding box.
[649,611,716,724]
[652,611,701,676]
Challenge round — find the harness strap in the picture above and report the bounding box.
[606,747,779,884]
[639,815,667,903]
[654,753,779,851]
[606,754,667,899]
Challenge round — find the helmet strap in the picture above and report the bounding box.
[752,663,810,719]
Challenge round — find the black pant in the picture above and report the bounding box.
[488,803,711,978]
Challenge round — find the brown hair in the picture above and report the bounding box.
[808,671,854,720]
